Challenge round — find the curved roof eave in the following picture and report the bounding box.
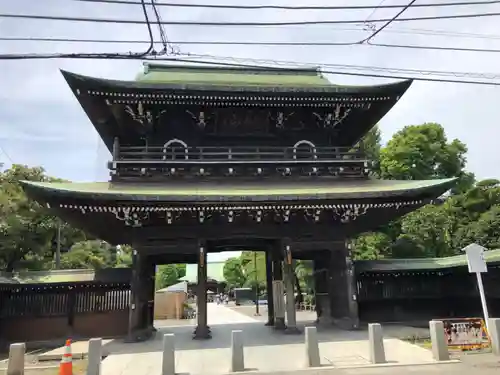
[21,178,456,204]
[60,69,413,94]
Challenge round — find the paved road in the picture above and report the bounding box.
[96,303,462,375]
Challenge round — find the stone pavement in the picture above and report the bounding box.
[95,303,451,375]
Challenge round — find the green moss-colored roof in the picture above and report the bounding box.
[0,269,96,283]
[61,66,412,94]
[356,249,500,272]
[21,178,456,202]
[179,262,226,283]
[136,63,331,87]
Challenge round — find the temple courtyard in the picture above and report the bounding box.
[37,303,468,375]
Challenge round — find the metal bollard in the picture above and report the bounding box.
[230,330,245,372]
[162,334,176,375]
[368,323,386,364]
[7,343,25,375]
[304,326,321,367]
[87,338,102,375]
[429,321,449,361]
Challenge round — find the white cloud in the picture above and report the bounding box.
[1,0,499,182]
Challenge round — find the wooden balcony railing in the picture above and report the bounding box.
[109,143,370,180]
[114,145,366,164]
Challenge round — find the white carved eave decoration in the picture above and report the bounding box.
[312,104,354,129]
[186,110,207,129]
[58,200,424,226]
[88,89,393,107]
[113,208,149,227]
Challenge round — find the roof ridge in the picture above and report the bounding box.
[143,62,321,77]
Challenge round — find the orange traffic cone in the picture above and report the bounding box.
[59,339,73,375]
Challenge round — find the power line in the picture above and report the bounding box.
[388,27,500,40]
[72,0,500,11]
[0,145,14,165]
[0,51,499,86]
[182,53,500,79]
[3,11,500,27]
[363,0,388,29]
[360,0,418,43]
[158,57,500,86]
[3,36,500,54]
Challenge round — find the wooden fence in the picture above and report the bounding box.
[356,264,500,323]
[0,281,130,346]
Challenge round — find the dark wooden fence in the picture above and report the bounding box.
[357,263,500,323]
[0,281,130,346]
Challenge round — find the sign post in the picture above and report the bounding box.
[463,243,490,333]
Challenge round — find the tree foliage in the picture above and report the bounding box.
[0,164,127,271]
[223,257,247,289]
[350,123,500,260]
[155,264,186,290]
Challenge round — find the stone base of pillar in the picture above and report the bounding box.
[193,326,212,340]
[315,316,333,328]
[124,328,154,343]
[284,326,301,334]
[333,317,360,330]
[273,317,286,330]
[193,326,212,334]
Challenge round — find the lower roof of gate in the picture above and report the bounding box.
[21,177,456,202]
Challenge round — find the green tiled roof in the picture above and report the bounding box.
[180,262,226,283]
[0,269,96,283]
[136,63,331,87]
[356,249,500,272]
[20,178,456,202]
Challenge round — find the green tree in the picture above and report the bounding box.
[352,232,392,260]
[379,123,470,183]
[223,257,247,288]
[396,204,455,258]
[60,240,116,270]
[240,251,266,289]
[0,165,89,271]
[355,125,382,175]
[155,264,186,290]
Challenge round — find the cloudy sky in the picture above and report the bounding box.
[1,0,500,261]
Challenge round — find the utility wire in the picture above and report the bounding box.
[181,53,500,79]
[130,0,155,57]
[5,24,500,44]
[0,145,14,165]
[3,11,500,26]
[5,36,500,54]
[361,0,418,43]
[72,0,500,11]
[155,57,500,86]
[0,52,499,86]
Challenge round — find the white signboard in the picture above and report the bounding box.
[462,243,490,333]
[464,243,488,273]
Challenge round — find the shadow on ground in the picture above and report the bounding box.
[102,318,428,355]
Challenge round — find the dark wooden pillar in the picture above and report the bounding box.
[272,244,286,330]
[313,250,331,326]
[264,250,274,326]
[193,241,211,339]
[145,260,156,332]
[283,239,299,333]
[127,252,155,341]
[328,243,359,330]
[127,249,140,342]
